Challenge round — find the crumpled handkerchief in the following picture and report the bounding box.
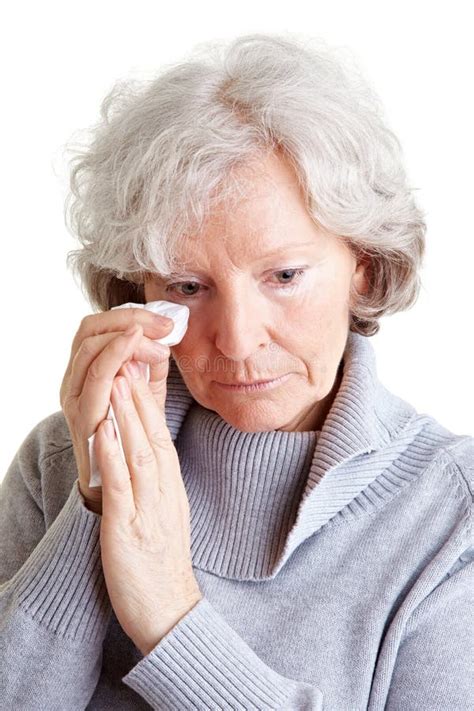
[87,300,190,487]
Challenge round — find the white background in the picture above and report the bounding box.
[1,1,472,479]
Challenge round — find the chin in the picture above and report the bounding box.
[210,400,292,433]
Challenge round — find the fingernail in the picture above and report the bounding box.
[154,315,173,328]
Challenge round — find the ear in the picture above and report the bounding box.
[352,255,371,296]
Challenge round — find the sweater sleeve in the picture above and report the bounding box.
[0,426,112,710]
[382,450,474,710]
[384,552,474,710]
[122,595,324,710]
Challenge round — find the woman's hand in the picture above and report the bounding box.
[60,308,173,513]
[93,323,202,655]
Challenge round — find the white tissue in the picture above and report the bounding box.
[87,300,190,488]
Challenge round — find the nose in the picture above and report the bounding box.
[213,292,271,363]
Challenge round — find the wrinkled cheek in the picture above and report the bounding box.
[301,299,349,386]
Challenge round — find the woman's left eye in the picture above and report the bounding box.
[271,268,306,288]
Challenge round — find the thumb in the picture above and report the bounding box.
[146,350,171,413]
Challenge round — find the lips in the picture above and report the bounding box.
[218,378,279,386]
[213,373,292,392]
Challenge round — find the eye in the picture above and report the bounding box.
[164,268,307,298]
[271,268,306,289]
[165,281,201,298]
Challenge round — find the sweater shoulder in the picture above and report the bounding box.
[347,406,474,527]
[21,409,73,465]
[412,424,474,586]
[13,410,75,522]
[441,434,474,502]
[414,415,474,504]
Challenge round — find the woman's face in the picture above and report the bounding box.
[144,152,368,432]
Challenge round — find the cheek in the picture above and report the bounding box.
[292,280,350,383]
[171,327,214,379]
[288,280,343,334]
[304,269,352,323]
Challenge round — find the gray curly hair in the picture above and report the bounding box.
[64,32,426,337]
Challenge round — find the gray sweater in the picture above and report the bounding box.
[1,330,473,710]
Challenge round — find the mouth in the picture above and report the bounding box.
[213,373,292,393]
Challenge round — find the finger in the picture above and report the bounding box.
[110,370,164,511]
[67,329,169,401]
[147,349,171,412]
[64,307,173,387]
[95,417,135,522]
[69,326,143,435]
[120,360,183,499]
[71,308,173,362]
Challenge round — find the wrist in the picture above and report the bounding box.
[135,594,203,656]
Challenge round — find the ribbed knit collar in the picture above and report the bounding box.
[164,331,422,581]
[175,404,319,580]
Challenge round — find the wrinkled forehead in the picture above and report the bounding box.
[170,223,317,273]
[176,199,319,268]
[162,153,328,274]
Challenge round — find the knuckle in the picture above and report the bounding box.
[62,391,75,416]
[149,350,170,365]
[139,387,156,405]
[78,335,96,361]
[75,397,88,424]
[130,447,155,470]
[87,358,104,384]
[108,476,130,497]
[128,309,144,328]
[149,429,171,451]
[78,314,90,334]
[103,448,119,467]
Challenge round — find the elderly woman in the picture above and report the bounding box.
[0,33,472,711]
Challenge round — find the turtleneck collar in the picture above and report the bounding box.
[164,330,426,581]
[175,403,319,580]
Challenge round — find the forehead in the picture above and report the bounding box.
[175,186,320,269]
[174,216,318,274]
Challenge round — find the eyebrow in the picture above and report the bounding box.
[256,241,316,259]
[164,241,317,279]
